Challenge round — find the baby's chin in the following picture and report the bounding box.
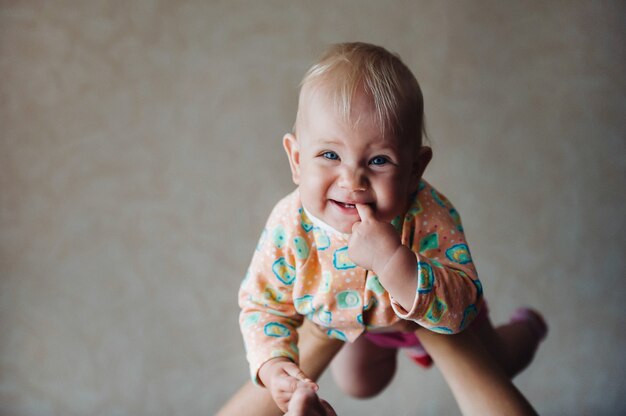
[335,223,356,235]
[319,217,354,235]
[317,214,356,235]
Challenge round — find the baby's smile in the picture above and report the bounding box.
[329,199,361,215]
[334,201,356,209]
[329,199,377,222]
[330,199,364,209]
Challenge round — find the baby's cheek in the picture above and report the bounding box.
[376,203,401,224]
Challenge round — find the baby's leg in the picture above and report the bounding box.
[217,320,344,416]
[330,334,398,398]
[472,308,547,378]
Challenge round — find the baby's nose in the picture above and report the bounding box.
[338,166,367,191]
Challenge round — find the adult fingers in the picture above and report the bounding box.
[273,375,304,399]
[287,385,327,416]
[320,399,338,416]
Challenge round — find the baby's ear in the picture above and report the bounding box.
[283,133,301,185]
[411,146,432,191]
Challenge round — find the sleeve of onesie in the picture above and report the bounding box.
[390,186,483,334]
[238,200,303,385]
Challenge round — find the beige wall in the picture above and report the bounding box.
[1,1,624,415]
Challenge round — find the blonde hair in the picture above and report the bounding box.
[298,42,425,146]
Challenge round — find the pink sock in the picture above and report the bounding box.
[405,346,433,368]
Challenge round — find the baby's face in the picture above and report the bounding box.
[284,87,427,234]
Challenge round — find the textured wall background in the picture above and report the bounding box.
[1,1,624,415]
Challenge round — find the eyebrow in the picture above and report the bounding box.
[318,138,343,146]
[315,140,401,158]
[376,141,401,152]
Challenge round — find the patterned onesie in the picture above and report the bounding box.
[239,180,483,383]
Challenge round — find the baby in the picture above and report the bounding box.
[238,42,546,413]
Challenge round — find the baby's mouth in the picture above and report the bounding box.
[331,200,357,209]
[330,200,375,211]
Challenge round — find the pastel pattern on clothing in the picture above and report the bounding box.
[445,243,473,265]
[239,180,482,383]
[333,246,356,270]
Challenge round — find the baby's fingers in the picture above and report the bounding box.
[274,377,316,401]
[355,203,375,222]
[283,365,318,390]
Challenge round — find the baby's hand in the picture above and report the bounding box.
[348,204,402,274]
[258,358,318,413]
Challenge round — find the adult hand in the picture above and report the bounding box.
[258,358,318,413]
[285,384,337,416]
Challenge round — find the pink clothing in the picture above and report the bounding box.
[365,331,423,349]
[364,301,489,366]
[239,180,483,383]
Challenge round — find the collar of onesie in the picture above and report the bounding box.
[301,204,351,240]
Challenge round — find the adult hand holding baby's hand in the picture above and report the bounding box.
[348,204,402,274]
[258,358,318,413]
[285,384,337,416]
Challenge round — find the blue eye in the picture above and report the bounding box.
[370,156,389,166]
[322,151,339,160]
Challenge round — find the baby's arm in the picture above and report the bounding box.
[349,202,482,333]
[239,268,303,384]
[348,203,418,307]
[240,255,308,411]
[239,198,314,410]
